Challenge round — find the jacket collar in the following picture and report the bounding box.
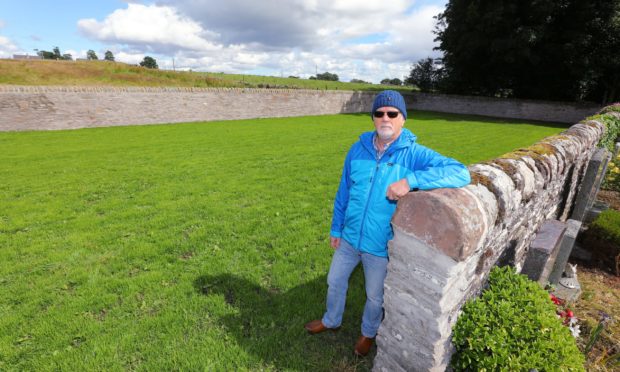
[360,128,417,156]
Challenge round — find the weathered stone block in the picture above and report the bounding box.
[571,148,610,221]
[391,188,487,261]
[521,220,567,283]
[548,219,582,284]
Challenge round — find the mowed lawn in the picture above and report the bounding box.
[0,112,567,371]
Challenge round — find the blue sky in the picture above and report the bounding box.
[0,0,447,83]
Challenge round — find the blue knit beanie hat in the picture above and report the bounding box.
[371,90,407,120]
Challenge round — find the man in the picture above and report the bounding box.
[304,90,470,356]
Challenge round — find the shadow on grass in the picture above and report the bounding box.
[193,269,374,371]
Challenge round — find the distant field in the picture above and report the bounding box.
[0,112,568,371]
[0,59,409,92]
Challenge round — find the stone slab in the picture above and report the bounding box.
[521,220,567,283]
[571,148,609,221]
[584,200,609,225]
[548,219,582,284]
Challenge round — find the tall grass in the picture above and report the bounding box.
[0,112,567,370]
[0,59,404,91]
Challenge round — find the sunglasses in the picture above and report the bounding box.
[373,111,400,119]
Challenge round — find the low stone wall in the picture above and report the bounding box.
[0,85,602,131]
[373,111,619,371]
[410,92,600,124]
[0,86,376,131]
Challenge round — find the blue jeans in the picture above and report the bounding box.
[322,239,388,338]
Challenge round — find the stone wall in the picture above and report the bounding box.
[373,111,620,372]
[410,92,600,124]
[0,86,601,131]
[0,86,376,131]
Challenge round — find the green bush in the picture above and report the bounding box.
[603,154,620,191]
[451,266,585,371]
[589,209,620,245]
[598,103,620,115]
[604,153,620,192]
[588,106,620,152]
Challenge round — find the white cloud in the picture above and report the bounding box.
[390,5,445,60]
[0,35,19,58]
[75,0,447,83]
[78,3,221,53]
[114,51,146,65]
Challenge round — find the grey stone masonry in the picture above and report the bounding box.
[548,219,582,285]
[409,92,600,123]
[373,110,617,371]
[0,86,379,131]
[571,148,610,221]
[374,188,487,372]
[521,220,567,284]
[0,85,603,131]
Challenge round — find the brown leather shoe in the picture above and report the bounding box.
[304,319,340,335]
[354,336,374,356]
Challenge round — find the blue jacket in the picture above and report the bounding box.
[330,128,470,257]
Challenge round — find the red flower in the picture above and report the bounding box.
[549,293,563,305]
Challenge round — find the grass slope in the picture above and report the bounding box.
[0,59,405,91]
[0,112,567,371]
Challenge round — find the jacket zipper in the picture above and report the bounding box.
[357,155,382,249]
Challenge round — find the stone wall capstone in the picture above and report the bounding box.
[373,114,613,371]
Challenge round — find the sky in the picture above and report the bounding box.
[0,0,447,83]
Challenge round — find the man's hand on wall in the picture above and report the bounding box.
[330,237,341,249]
[387,178,410,201]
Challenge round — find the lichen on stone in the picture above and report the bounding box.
[470,171,495,192]
[469,169,509,223]
[488,159,518,178]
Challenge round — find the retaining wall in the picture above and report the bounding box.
[0,86,601,131]
[410,92,600,124]
[373,111,620,371]
[0,86,376,131]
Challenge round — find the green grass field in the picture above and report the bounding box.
[0,112,567,371]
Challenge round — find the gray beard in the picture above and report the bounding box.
[377,130,394,141]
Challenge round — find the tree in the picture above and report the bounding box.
[104,50,115,62]
[405,58,442,92]
[53,47,62,60]
[580,1,620,103]
[38,50,56,60]
[435,0,620,103]
[316,72,339,81]
[86,50,98,60]
[350,79,370,84]
[140,56,158,69]
[38,47,72,60]
[380,78,403,86]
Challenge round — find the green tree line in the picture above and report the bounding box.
[407,0,619,104]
